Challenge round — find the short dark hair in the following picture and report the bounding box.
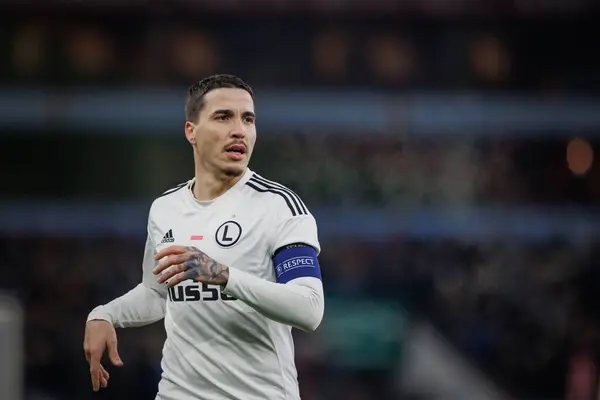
[185,74,254,122]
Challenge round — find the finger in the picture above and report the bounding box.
[90,365,100,392]
[157,264,186,284]
[154,245,188,261]
[107,340,124,367]
[100,364,110,380]
[166,270,194,288]
[153,253,189,275]
[100,375,108,389]
[90,352,102,392]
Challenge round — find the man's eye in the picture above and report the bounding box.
[215,115,228,121]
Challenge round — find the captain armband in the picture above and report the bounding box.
[272,243,321,284]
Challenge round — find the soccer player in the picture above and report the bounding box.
[83,74,325,400]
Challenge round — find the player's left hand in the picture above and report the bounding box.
[153,245,229,288]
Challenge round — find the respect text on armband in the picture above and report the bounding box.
[275,256,316,277]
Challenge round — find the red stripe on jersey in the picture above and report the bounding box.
[190,235,204,240]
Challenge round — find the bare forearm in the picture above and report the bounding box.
[87,283,166,328]
[222,269,324,332]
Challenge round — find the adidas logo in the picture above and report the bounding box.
[161,229,175,244]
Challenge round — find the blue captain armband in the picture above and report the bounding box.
[272,243,321,284]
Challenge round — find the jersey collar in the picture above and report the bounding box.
[186,168,254,206]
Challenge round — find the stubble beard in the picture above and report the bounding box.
[221,166,244,178]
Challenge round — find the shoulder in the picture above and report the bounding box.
[159,181,189,197]
[243,172,310,218]
[149,179,191,214]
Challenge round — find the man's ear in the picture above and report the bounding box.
[185,121,196,145]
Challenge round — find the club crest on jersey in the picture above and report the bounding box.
[215,221,242,248]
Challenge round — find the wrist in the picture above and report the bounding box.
[87,318,112,326]
[87,306,114,326]
[221,266,244,295]
[218,265,230,286]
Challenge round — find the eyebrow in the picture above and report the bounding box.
[212,109,255,118]
[212,109,233,117]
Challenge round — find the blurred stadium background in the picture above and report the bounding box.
[2,1,600,399]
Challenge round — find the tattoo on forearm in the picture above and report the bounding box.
[181,247,229,285]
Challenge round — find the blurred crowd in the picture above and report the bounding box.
[255,135,600,208]
[2,234,598,399]
[4,133,599,208]
[0,11,597,93]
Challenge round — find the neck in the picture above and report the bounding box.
[192,165,245,201]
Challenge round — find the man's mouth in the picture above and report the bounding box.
[225,144,246,154]
[225,144,247,160]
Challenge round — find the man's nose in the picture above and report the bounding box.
[230,123,246,138]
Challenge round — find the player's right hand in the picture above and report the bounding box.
[83,319,124,392]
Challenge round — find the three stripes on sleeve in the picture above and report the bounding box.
[246,175,308,217]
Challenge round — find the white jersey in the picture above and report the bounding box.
[141,168,320,400]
